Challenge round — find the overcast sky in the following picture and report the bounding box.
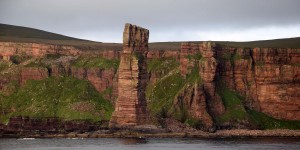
[0,0,300,43]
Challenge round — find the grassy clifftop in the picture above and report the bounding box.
[1,24,300,50]
[0,23,122,50]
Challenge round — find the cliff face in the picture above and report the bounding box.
[20,67,49,85]
[52,66,116,99]
[0,42,119,60]
[216,47,300,121]
[250,48,300,120]
[146,42,300,130]
[1,25,300,131]
[0,42,81,58]
[109,23,149,128]
[175,42,226,130]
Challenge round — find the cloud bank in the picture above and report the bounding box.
[0,0,300,42]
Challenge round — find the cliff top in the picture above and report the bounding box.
[0,23,122,51]
[1,23,300,50]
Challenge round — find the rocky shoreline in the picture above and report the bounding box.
[2,129,300,139]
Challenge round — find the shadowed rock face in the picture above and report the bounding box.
[109,23,149,128]
[178,42,225,130]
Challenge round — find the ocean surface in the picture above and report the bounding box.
[0,137,300,150]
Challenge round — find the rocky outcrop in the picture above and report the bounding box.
[109,23,149,128]
[147,50,180,60]
[20,67,49,85]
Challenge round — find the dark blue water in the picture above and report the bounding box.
[0,137,300,150]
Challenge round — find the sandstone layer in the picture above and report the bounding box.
[0,42,119,60]
[109,23,149,128]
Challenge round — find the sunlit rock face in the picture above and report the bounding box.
[109,23,149,128]
[215,46,300,121]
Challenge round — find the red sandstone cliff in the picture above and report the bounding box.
[109,23,149,128]
[1,27,300,130]
[0,42,119,60]
[20,67,49,85]
[177,42,225,130]
[216,46,300,121]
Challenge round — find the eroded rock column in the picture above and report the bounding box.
[109,23,149,128]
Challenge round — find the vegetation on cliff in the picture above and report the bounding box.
[72,56,119,70]
[147,58,181,115]
[216,84,300,130]
[0,61,9,72]
[146,55,300,130]
[1,24,300,131]
[146,57,202,127]
[0,76,113,124]
[216,88,248,124]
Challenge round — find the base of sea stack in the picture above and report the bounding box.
[108,116,159,133]
[109,124,165,134]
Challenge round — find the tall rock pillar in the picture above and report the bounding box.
[109,23,149,128]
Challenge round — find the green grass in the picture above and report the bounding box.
[46,54,64,59]
[0,23,123,51]
[147,58,202,123]
[24,60,50,68]
[185,118,204,129]
[220,51,243,66]
[216,82,300,129]
[248,109,300,129]
[10,55,32,64]
[0,76,113,124]
[72,57,119,70]
[147,57,179,74]
[221,53,232,61]
[148,72,185,116]
[232,53,242,62]
[0,23,89,41]
[0,61,9,72]
[186,53,202,61]
[216,88,248,123]
[0,80,19,97]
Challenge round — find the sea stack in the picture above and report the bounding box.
[109,23,149,128]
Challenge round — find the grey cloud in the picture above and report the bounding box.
[0,0,299,42]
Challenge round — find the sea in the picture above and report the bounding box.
[0,137,300,150]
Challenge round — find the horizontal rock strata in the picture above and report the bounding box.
[109,23,149,128]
